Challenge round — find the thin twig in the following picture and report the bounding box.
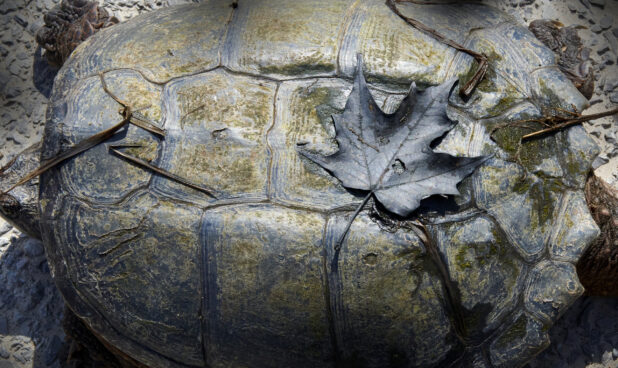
[1,117,130,195]
[521,107,618,140]
[108,145,218,198]
[0,156,18,175]
[0,73,164,196]
[460,59,488,97]
[386,0,485,59]
[386,0,488,98]
[129,112,165,137]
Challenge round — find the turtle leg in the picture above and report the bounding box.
[0,141,43,239]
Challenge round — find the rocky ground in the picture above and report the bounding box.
[0,0,616,367]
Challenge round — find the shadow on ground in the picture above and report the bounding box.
[0,233,66,368]
[527,296,618,368]
[32,46,58,99]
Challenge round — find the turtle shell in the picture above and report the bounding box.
[40,1,600,367]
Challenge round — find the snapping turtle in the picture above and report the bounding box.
[0,0,602,367]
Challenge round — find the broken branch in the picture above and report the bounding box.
[0,73,164,196]
[108,144,218,198]
[386,0,488,97]
[521,107,618,141]
[1,117,130,195]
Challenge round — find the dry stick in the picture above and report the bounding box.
[0,156,18,175]
[108,145,218,198]
[386,0,488,98]
[0,74,163,196]
[1,117,130,195]
[3,68,212,197]
[127,111,166,137]
[99,73,164,137]
[521,107,618,140]
[390,0,618,140]
[390,1,545,105]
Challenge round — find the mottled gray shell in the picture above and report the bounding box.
[40,1,600,368]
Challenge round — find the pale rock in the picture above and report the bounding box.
[600,15,614,29]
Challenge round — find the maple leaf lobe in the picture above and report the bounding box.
[298,54,486,216]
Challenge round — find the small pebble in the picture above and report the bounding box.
[0,220,11,236]
[4,85,21,99]
[0,344,9,360]
[604,76,618,91]
[605,32,618,54]
[13,14,28,28]
[601,51,616,65]
[597,45,610,55]
[26,21,41,36]
[592,155,609,168]
[600,15,614,29]
[8,61,22,76]
[0,1,18,14]
[590,0,606,7]
[12,347,33,364]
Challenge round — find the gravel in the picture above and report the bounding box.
[0,0,617,367]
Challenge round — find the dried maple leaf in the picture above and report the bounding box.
[299,54,486,217]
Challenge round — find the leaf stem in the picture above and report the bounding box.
[335,191,373,251]
[331,191,373,271]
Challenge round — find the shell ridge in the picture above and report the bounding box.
[265,83,282,200]
[334,0,362,76]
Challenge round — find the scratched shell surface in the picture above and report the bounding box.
[40,1,599,367]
